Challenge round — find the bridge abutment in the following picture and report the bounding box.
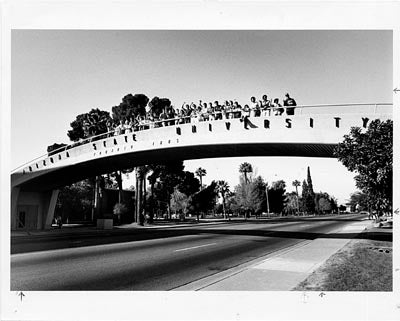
[11,188,60,230]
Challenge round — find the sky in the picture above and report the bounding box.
[11,30,392,203]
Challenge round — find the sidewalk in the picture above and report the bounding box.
[175,219,372,291]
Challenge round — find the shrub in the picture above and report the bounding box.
[113,202,129,216]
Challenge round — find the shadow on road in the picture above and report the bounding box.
[11,217,392,254]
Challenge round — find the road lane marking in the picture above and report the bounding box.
[174,243,217,252]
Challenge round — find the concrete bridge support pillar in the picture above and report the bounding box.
[44,190,60,229]
[11,188,60,230]
[11,187,21,230]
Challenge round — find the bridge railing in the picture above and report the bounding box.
[293,103,392,115]
[12,102,392,173]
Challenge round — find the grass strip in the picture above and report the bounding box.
[294,239,392,291]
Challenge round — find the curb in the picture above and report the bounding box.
[173,219,371,291]
[173,239,313,291]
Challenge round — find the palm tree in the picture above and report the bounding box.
[239,162,253,184]
[292,180,301,215]
[195,167,207,190]
[216,180,230,219]
[292,180,301,195]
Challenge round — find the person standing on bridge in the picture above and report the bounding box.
[128,118,135,132]
[223,100,232,119]
[181,102,188,123]
[272,98,284,115]
[106,120,114,137]
[167,107,176,126]
[191,108,199,123]
[261,95,271,117]
[114,120,124,136]
[250,96,258,117]
[124,119,132,133]
[242,104,251,129]
[208,102,215,121]
[214,101,222,120]
[159,109,167,127]
[184,103,192,123]
[283,93,297,115]
[201,103,208,121]
[233,101,242,118]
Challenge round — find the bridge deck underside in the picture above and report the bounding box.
[17,142,335,191]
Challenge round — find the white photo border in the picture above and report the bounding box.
[1,1,399,320]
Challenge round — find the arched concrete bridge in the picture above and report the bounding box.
[11,103,392,230]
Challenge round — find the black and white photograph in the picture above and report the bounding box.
[1,1,399,320]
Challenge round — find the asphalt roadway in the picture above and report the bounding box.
[11,214,365,290]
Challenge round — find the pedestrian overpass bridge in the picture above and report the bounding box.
[11,103,392,230]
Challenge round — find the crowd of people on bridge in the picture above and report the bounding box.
[108,93,297,135]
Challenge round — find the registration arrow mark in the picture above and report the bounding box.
[18,292,25,302]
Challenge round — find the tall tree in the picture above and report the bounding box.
[107,171,124,202]
[195,167,207,190]
[292,179,301,213]
[234,178,254,212]
[268,180,286,215]
[55,179,94,222]
[147,164,162,222]
[301,167,316,214]
[216,180,231,219]
[111,93,149,122]
[135,166,145,225]
[318,197,332,214]
[68,108,112,141]
[234,175,267,217]
[67,109,112,223]
[300,179,315,214]
[177,171,201,196]
[167,170,201,220]
[306,167,315,195]
[189,181,218,221]
[334,119,393,216]
[111,93,150,206]
[149,162,186,220]
[292,180,301,195]
[315,192,335,214]
[149,96,172,118]
[239,162,253,184]
[348,191,369,212]
[170,188,190,218]
[251,176,267,216]
[225,191,239,215]
[284,192,298,215]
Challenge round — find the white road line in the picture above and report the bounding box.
[174,243,217,252]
